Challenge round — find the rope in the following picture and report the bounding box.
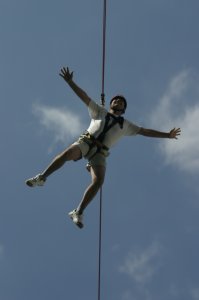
[98,1,107,300]
[100,0,107,107]
[98,187,103,300]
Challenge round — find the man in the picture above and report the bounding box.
[26,67,181,228]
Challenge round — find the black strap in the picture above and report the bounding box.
[84,113,124,164]
[109,113,124,129]
[97,113,124,143]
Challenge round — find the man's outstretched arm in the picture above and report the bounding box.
[59,67,91,106]
[138,127,181,139]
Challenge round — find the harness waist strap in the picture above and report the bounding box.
[84,131,109,151]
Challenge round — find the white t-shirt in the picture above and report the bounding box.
[86,100,140,148]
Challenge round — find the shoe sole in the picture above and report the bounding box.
[76,222,84,229]
[25,180,34,187]
[68,213,84,229]
[25,179,45,187]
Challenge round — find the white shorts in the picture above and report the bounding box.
[72,140,107,168]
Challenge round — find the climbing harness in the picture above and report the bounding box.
[79,112,124,171]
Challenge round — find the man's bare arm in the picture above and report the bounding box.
[59,67,91,106]
[138,127,181,139]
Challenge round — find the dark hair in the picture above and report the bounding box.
[110,95,127,112]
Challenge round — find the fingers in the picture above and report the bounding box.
[59,67,73,81]
[176,130,181,139]
[59,68,65,78]
[170,127,181,139]
[59,67,67,76]
[175,128,181,138]
[176,128,181,134]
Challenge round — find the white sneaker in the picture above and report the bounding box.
[25,174,46,187]
[68,209,84,229]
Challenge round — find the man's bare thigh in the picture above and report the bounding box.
[59,144,82,161]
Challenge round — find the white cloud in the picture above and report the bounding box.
[191,288,199,300]
[32,103,86,148]
[121,290,136,300]
[149,70,199,173]
[119,241,163,285]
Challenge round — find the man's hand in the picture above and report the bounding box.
[59,67,73,83]
[59,66,91,106]
[138,127,181,139]
[168,128,181,139]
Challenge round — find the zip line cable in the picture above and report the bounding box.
[98,1,107,300]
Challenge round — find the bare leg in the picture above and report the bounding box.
[42,144,82,178]
[76,165,106,214]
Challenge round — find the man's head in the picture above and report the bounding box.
[110,95,127,114]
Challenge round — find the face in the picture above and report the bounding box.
[110,98,125,112]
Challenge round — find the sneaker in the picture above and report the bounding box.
[68,209,84,229]
[25,174,46,187]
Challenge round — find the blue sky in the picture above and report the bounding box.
[1,0,199,299]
